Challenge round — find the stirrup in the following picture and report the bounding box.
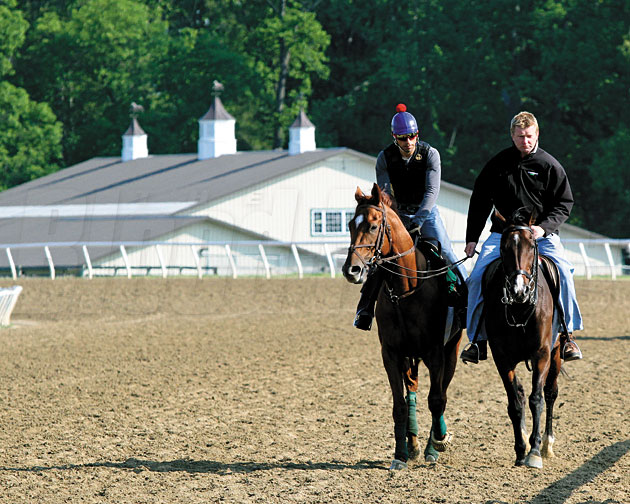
[460,343,481,364]
[562,340,583,361]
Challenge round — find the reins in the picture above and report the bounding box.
[348,201,470,284]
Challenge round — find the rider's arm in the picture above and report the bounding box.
[411,147,441,227]
[538,161,573,236]
[375,151,393,197]
[465,162,495,245]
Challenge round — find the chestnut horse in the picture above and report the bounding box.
[342,184,462,470]
[483,208,563,468]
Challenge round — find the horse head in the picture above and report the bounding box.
[342,183,409,284]
[499,207,539,304]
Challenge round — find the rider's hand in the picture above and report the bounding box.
[465,242,477,258]
[531,225,544,239]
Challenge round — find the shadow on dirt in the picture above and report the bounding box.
[0,457,387,474]
[528,439,630,504]
[578,335,630,341]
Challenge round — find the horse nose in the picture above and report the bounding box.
[348,265,362,275]
[342,263,364,283]
[511,275,530,302]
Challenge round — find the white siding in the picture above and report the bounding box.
[190,153,376,246]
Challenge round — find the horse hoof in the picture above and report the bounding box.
[524,453,543,469]
[515,458,525,467]
[425,452,438,463]
[431,431,453,452]
[389,459,408,471]
[408,446,420,460]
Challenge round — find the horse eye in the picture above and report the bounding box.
[370,224,378,232]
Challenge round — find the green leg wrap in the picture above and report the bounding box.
[406,392,419,436]
[432,415,447,438]
[394,422,409,462]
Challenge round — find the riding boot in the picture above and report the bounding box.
[353,269,383,331]
[561,332,583,361]
[460,340,487,364]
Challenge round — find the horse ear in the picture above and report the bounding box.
[494,209,506,223]
[371,182,381,202]
[529,207,538,227]
[355,186,366,202]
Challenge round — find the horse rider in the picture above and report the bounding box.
[460,111,584,364]
[353,103,468,331]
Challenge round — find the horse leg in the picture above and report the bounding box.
[382,347,409,469]
[404,359,420,460]
[542,345,561,458]
[496,365,529,465]
[524,356,551,469]
[423,350,453,460]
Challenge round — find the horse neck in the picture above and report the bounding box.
[385,214,418,291]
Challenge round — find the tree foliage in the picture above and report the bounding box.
[0,0,61,190]
[3,0,630,236]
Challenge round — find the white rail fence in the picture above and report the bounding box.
[0,286,23,326]
[1,238,629,280]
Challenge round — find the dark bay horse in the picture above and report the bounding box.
[483,208,563,468]
[342,183,462,470]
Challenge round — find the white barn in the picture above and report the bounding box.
[0,93,625,279]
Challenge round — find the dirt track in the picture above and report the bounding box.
[0,277,628,503]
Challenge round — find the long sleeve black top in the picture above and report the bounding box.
[465,144,574,243]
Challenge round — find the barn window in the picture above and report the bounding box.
[311,209,353,236]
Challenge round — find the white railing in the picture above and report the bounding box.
[0,238,628,280]
[0,286,22,326]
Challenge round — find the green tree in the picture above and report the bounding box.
[0,0,61,190]
[16,0,170,166]
[201,0,330,149]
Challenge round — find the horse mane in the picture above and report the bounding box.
[381,191,396,210]
[504,206,537,228]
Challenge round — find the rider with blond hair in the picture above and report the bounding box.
[460,111,583,364]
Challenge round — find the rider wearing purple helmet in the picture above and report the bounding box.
[353,104,468,331]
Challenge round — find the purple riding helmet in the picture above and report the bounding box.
[391,103,418,136]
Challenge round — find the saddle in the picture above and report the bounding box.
[415,237,464,307]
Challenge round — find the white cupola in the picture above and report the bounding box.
[121,110,149,162]
[288,109,316,155]
[198,81,237,159]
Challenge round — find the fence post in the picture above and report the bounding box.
[604,242,616,280]
[577,242,591,280]
[119,245,132,278]
[291,244,303,279]
[323,243,335,279]
[155,244,167,278]
[225,244,237,278]
[190,245,202,279]
[258,244,271,279]
[6,248,16,280]
[82,245,93,279]
[44,246,55,280]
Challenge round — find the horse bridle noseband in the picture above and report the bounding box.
[501,225,539,326]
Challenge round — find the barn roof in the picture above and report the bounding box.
[0,148,372,210]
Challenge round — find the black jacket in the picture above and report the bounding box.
[465,144,574,243]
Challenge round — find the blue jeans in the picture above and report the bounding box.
[402,206,468,282]
[466,232,584,342]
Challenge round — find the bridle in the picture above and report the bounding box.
[500,224,539,327]
[347,202,466,281]
[347,202,393,268]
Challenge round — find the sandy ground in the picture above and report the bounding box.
[0,276,628,503]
